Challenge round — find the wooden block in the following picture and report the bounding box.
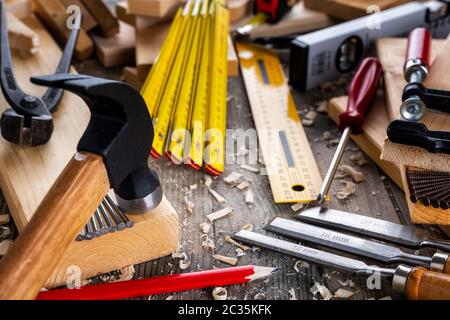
[32,0,93,60]
[91,22,135,67]
[115,1,159,29]
[80,0,119,37]
[227,0,252,23]
[59,0,98,31]
[228,36,238,78]
[128,0,180,18]
[7,11,39,54]
[0,240,12,256]
[244,2,333,39]
[5,0,32,19]
[303,0,410,21]
[123,66,144,90]
[0,16,179,288]
[328,95,404,189]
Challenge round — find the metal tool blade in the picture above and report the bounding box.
[266,218,432,268]
[233,230,395,277]
[297,207,450,252]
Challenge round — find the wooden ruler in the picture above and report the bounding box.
[141,0,229,176]
[236,43,322,203]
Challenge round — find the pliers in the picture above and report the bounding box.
[0,0,80,146]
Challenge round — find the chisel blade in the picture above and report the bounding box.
[266,218,432,268]
[297,207,450,252]
[233,230,394,277]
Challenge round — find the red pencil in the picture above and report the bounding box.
[36,265,276,300]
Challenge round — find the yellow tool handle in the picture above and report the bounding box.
[0,153,110,300]
[406,267,450,300]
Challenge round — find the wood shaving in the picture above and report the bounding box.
[316,101,328,113]
[165,295,174,300]
[207,207,233,223]
[254,293,266,300]
[294,261,309,273]
[237,181,250,190]
[212,287,227,300]
[201,234,216,251]
[288,288,297,300]
[336,181,356,200]
[199,222,212,234]
[183,198,195,214]
[240,164,259,173]
[0,226,11,240]
[245,189,254,204]
[224,172,242,184]
[241,224,253,231]
[213,254,238,266]
[190,184,198,190]
[225,236,250,251]
[323,131,332,141]
[291,203,304,213]
[0,240,12,256]
[310,282,333,300]
[208,188,227,204]
[334,288,357,299]
[328,139,340,147]
[305,110,318,122]
[337,165,365,183]
[0,214,10,226]
[338,279,355,287]
[302,118,314,127]
[113,265,135,282]
[179,259,192,270]
[204,175,213,188]
[235,248,246,257]
[172,243,186,259]
[350,153,368,166]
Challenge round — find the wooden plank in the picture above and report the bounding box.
[7,11,39,54]
[226,0,251,23]
[244,2,333,39]
[378,37,450,225]
[127,0,180,18]
[303,0,410,20]
[80,0,119,37]
[0,16,179,288]
[91,21,135,67]
[328,95,403,189]
[32,0,94,60]
[123,66,144,90]
[227,36,238,77]
[59,0,98,31]
[115,0,159,29]
[5,0,32,19]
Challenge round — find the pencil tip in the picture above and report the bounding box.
[248,266,279,282]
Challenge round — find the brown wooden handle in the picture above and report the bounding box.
[445,256,450,275]
[0,153,109,300]
[406,267,450,300]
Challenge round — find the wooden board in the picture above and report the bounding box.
[328,95,403,189]
[59,0,98,32]
[0,16,179,288]
[32,0,94,60]
[80,0,119,37]
[7,11,39,54]
[378,37,450,225]
[5,0,32,19]
[227,0,252,23]
[91,21,135,67]
[123,66,143,90]
[127,0,180,18]
[303,0,411,20]
[115,0,159,29]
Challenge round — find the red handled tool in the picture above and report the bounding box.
[254,0,295,23]
[316,57,383,206]
[401,28,432,121]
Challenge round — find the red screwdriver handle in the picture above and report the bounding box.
[405,27,431,67]
[339,57,383,134]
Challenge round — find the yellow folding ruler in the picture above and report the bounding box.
[140,0,229,176]
[236,43,322,203]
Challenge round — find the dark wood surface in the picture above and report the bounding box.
[0,56,447,300]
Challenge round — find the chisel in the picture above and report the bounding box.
[316,57,382,206]
[233,230,450,300]
[266,218,450,274]
[296,207,450,253]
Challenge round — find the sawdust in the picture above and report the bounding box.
[323,131,332,141]
[241,224,253,231]
[183,198,195,214]
[310,282,333,300]
[201,234,216,251]
[199,222,212,234]
[294,261,309,273]
[213,254,238,266]
[291,203,304,213]
[207,207,233,223]
[212,287,228,300]
[245,189,254,204]
[179,259,192,270]
[224,172,242,185]
[350,153,368,166]
[288,288,297,300]
[336,181,356,200]
[237,181,250,190]
[334,288,357,299]
[338,279,355,288]
[254,293,266,300]
[235,248,246,257]
[204,175,213,188]
[115,265,135,282]
[316,101,328,114]
[337,165,365,183]
[225,236,250,251]
[302,118,314,127]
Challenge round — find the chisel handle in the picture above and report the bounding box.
[339,57,382,134]
[0,153,110,300]
[405,267,450,300]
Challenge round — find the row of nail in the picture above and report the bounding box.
[76,195,134,241]
[407,169,450,210]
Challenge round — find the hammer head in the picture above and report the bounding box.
[30,74,163,214]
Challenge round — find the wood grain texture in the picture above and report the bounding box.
[59,0,98,31]
[5,0,32,19]
[123,66,143,90]
[80,0,119,37]
[328,95,403,189]
[127,0,180,18]
[405,267,450,300]
[32,0,94,60]
[0,153,110,300]
[91,21,135,67]
[115,1,159,29]
[7,11,39,54]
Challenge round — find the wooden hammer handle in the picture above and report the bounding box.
[406,267,450,300]
[0,153,110,300]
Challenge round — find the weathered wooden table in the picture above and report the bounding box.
[0,58,446,300]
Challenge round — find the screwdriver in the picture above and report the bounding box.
[316,57,383,206]
[400,27,432,121]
